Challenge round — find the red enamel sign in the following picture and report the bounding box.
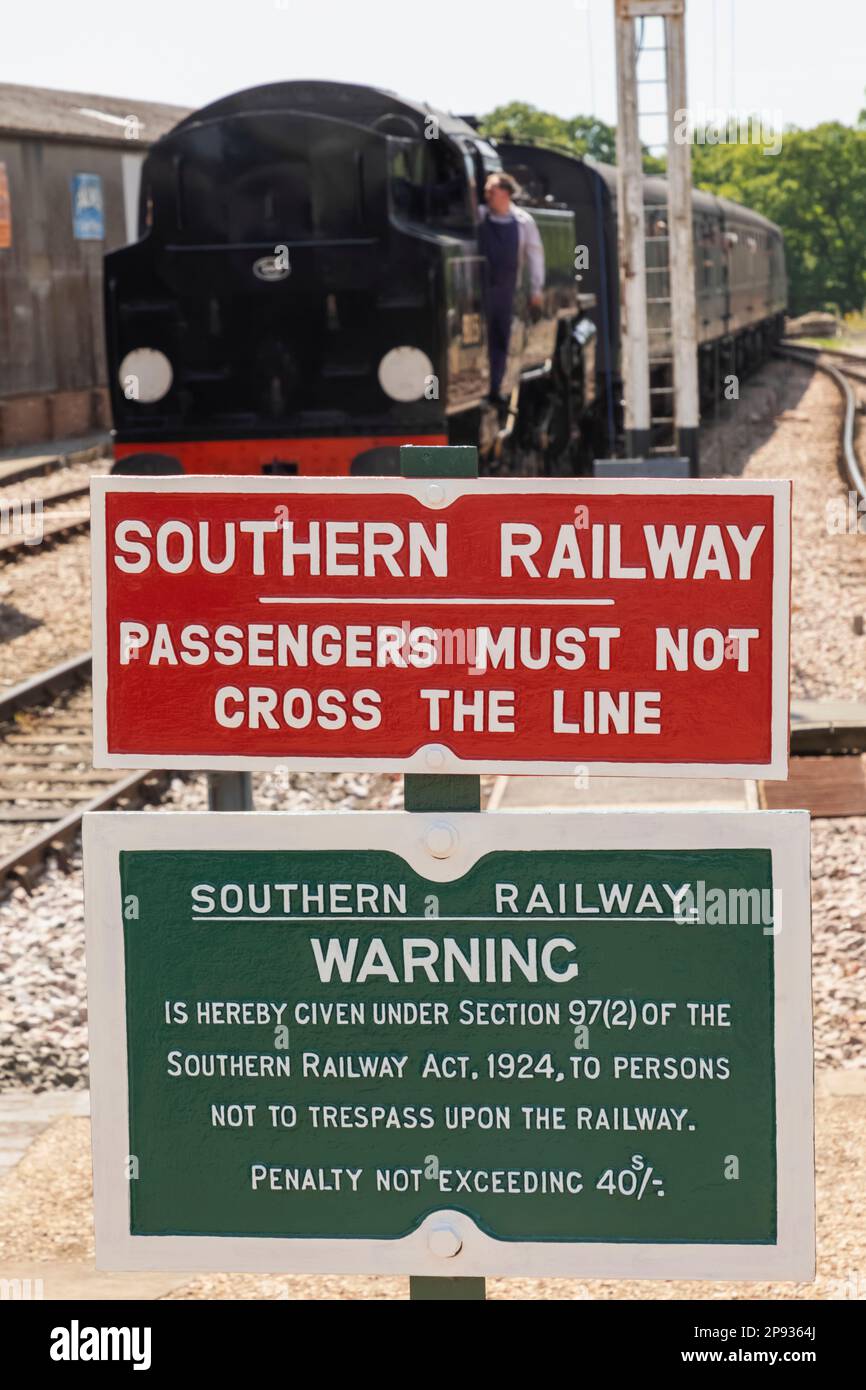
[91,477,790,776]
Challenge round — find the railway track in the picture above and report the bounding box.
[776,341,866,503]
[0,447,110,564]
[782,341,866,381]
[0,442,106,488]
[0,484,90,563]
[0,653,171,890]
[762,343,866,814]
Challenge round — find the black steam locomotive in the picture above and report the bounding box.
[104,80,786,477]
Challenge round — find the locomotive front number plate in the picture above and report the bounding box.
[91,476,791,776]
[84,810,813,1278]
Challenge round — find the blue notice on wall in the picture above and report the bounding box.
[71,173,104,240]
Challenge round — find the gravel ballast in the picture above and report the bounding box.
[0,534,92,690]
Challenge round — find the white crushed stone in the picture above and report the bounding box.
[0,534,92,689]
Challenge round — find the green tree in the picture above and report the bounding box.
[478,102,614,163]
[692,122,866,315]
[479,101,664,173]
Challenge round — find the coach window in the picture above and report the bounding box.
[699,220,715,288]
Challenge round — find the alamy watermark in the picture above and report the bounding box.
[50,1321,151,1370]
[674,881,781,936]
[674,106,783,157]
[823,1270,866,1299]
[1,1276,44,1300]
[826,491,866,536]
[0,497,43,545]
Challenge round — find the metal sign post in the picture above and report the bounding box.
[400,443,485,1302]
[207,772,253,811]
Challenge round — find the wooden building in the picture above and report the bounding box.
[0,83,188,447]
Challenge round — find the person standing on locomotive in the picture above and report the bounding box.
[478,173,545,402]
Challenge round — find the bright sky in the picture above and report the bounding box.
[3,0,864,132]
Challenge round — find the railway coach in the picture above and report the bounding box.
[499,138,787,459]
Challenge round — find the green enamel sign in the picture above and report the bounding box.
[85,811,813,1279]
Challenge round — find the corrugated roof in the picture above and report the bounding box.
[0,82,190,145]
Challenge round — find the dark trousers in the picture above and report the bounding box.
[487,285,514,397]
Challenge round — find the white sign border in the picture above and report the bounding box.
[84,807,814,1281]
[90,476,791,778]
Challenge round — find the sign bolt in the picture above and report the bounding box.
[428,1226,462,1258]
[425,823,456,858]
